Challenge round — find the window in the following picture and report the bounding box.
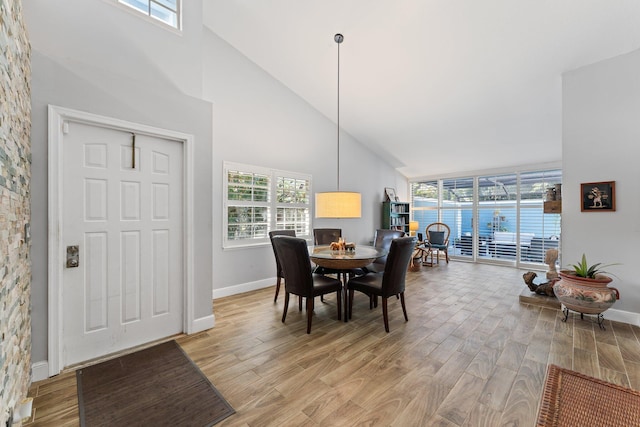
[519,170,562,263]
[411,168,561,264]
[411,180,439,236]
[223,162,311,248]
[119,0,180,29]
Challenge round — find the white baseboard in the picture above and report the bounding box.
[605,308,640,327]
[32,315,216,382]
[191,313,216,333]
[212,277,274,299]
[31,361,49,382]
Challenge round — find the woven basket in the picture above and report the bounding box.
[408,251,422,272]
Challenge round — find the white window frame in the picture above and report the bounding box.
[411,167,561,266]
[116,0,182,31]
[223,161,312,249]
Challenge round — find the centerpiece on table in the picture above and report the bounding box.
[329,237,355,251]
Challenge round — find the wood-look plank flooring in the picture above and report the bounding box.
[26,262,640,426]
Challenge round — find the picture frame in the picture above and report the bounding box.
[580,181,615,212]
[384,187,397,202]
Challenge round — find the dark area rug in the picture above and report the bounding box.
[537,364,640,426]
[77,340,235,427]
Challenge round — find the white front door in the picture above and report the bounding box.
[61,121,183,367]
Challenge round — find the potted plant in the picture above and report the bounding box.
[553,254,620,316]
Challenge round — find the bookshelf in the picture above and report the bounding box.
[382,201,410,234]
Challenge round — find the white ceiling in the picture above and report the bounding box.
[203,1,640,178]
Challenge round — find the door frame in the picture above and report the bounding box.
[47,105,195,376]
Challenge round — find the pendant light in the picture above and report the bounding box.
[315,33,362,218]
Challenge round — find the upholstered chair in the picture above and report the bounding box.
[424,222,450,265]
[361,229,406,274]
[268,229,296,302]
[272,235,342,334]
[347,236,416,332]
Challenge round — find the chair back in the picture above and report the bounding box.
[381,236,416,297]
[426,222,450,247]
[313,228,341,245]
[372,229,405,266]
[271,235,314,298]
[269,230,296,278]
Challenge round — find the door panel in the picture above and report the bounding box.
[62,122,183,367]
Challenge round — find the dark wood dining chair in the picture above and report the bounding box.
[312,228,344,281]
[272,235,342,334]
[313,228,342,245]
[347,236,415,332]
[361,229,405,274]
[268,229,296,302]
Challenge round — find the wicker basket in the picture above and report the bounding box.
[408,250,422,272]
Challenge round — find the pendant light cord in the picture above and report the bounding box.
[335,33,343,192]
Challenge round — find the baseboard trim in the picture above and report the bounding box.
[213,278,274,299]
[605,308,640,327]
[31,361,49,382]
[191,313,215,333]
[32,315,216,382]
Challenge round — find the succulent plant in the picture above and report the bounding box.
[568,253,618,279]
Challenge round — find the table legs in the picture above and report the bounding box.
[341,272,349,322]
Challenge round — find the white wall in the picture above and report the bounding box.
[563,48,640,323]
[202,29,405,295]
[24,0,407,368]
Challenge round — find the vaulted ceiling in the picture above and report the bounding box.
[203,1,640,178]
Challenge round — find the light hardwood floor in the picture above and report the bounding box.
[26,262,640,426]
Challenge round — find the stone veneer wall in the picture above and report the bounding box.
[0,0,32,424]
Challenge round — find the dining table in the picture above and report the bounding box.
[309,244,388,321]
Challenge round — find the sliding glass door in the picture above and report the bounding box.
[478,173,518,261]
[410,169,561,265]
[442,178,474,259]
[519,170,561,263]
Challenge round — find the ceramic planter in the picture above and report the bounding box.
[553,271,620,315]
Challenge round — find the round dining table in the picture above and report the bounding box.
[309,245,388,321]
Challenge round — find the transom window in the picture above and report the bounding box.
[223,162,311,248]
[118,0,180,29]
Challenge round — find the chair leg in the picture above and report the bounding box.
[424,249,434,267]
[306,297,314,334]
[349,289,355,319]
[382,298,390,333]
[445,249,449,263]
[274,277,281,302]
[336,290,342,321]
[299,296,303,311]
[400,292,408,321]
[282,292,290,323]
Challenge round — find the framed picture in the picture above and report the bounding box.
[581,181,615,212]
[384,187,397,202]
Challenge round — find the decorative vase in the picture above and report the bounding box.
[553,271,620,315]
